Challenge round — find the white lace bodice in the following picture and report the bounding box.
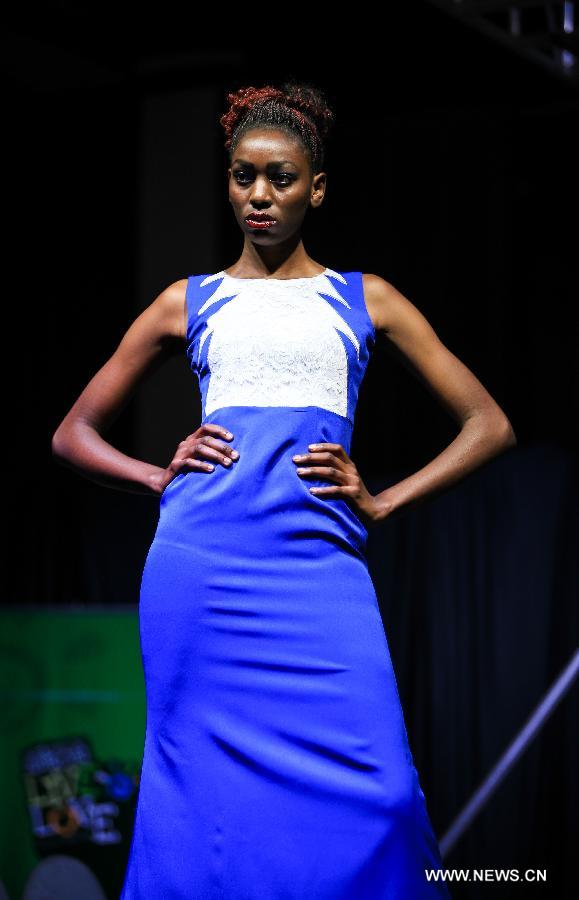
[195,268,361,419]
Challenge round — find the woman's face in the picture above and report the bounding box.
[227,127,325,244]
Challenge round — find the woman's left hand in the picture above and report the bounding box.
[292,443,382,530]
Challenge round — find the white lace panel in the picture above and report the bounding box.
[196,270,359,419]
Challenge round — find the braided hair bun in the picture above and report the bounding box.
[220,81,335,174]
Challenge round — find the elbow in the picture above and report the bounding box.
[494,414,517,451]
[467,409,517,454]
[52,420,80,462]
[51,428,69,462]
[52,418,96,464]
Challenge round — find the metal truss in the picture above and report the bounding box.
[426,1,579,88]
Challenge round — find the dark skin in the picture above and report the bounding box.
[52,126,516,530]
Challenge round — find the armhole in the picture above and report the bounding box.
[184,276,193,344]
[359,272,377,342]
[184,274,212,373]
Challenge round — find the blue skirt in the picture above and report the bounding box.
[120,405,451,899]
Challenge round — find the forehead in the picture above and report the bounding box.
[232,128,307,164]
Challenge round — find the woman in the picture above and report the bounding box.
[52,82,515,898]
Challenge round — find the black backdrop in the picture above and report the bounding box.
[4,2,578,897]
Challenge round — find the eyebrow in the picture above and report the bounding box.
[232,159,298,167]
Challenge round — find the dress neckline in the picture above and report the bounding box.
[219,267,330,283]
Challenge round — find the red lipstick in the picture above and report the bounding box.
[245,213,277,229]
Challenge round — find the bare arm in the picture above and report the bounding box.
[363,274,517,521]
[51,279,189,497]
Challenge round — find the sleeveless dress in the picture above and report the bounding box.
[120,267,451,899]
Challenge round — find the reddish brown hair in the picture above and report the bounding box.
[220,81,335,174]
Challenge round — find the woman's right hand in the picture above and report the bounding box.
[157,423,239,496]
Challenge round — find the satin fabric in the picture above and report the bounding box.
[120,269,451,898]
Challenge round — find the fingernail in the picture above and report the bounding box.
[231,450,239,458]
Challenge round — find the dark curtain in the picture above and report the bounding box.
[365,444,578,897]
[5,2,578,895]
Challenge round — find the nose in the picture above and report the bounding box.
[249,175,273,207]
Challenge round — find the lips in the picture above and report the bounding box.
[245,213,277,228]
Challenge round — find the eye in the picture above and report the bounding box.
[232,171,295,187]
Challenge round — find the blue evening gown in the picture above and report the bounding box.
[120,267,451,899]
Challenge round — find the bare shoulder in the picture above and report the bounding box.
[152,278,189,341]
[361,273,428,337]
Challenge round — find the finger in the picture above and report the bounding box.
[183,425,231,445]
[296,466,349,483]
[307,443,348,458]
[194,443,236,467]
[308,484,346,495]
[293,451,349,472]
[200,423,234,441]
[197,435,239,461]
[308,483,359,497]
[179,458,216,473]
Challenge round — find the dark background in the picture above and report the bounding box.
[4,2,578,897]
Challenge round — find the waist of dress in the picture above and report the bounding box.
[199,404,354,456]
[157,405,368,556]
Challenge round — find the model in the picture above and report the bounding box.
[52,80,516,899]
